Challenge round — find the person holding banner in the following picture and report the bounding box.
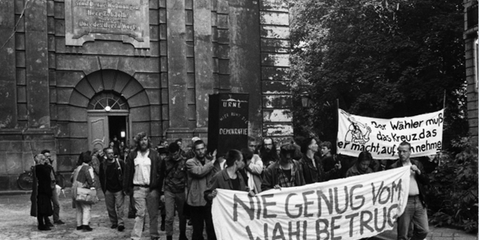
[300,137,340,184]
[319,141,342,180]
[205,149,249,201]
[389,141,429,240]
[261,144,305,191]
[345,150,374,177]
[241,148,263,194]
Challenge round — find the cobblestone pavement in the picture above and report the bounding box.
[0,190,196,240]
[0,190,477,240]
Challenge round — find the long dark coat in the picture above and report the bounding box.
[30,166,38,217]
[35,164,54,216]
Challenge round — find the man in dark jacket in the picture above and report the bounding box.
[123,132,164,240]
[319,141,342,180]
[99,147,125,231]
[388,141,429,240]
[161,142,188,240]
[261,144,305,191]
[42,149,65,225]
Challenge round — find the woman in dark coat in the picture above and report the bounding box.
[34,153,54,230]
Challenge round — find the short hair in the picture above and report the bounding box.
[357,150,373,163]
[175,138,183,143]
[399,141,411,149]
[158,147,168,155]
[134,132,151,149]
[104,147,114,153]
[225,149,242,167]
[241,148,253,161]
[248,136,256,142]
[41,149,50,155]
[319,141,332,150]
[34,153,44,164]
[192,139,205,149]
[168,142,180,153]
[81,151,92,163]
[300,137,317,154]
[280,144,296,157]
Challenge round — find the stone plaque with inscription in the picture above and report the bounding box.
[65,0,150,48]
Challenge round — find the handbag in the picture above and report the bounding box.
[75,187,98,204]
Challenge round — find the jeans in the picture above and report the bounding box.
[131,187,159,240]
[164,191,187,237]
[191,205,216,240]
[75,201,91,226]
[105,190,125,226]
[397,196,429,240]
[51,188,60,222]
[128,192,136,217]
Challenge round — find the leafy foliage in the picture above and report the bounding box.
[290,0,468,146]
[427,138,478,233]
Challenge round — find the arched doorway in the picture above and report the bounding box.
[68,69,153,156]
[87,91,129,152]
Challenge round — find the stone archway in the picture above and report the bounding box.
[69,70,150,109]
[67,69,153,152]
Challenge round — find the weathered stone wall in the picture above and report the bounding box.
[464,0,478,144]
[0,0,293,190]
[259,0,293,146]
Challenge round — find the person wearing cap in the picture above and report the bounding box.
[160,142,188,240]
[261,144,305,192]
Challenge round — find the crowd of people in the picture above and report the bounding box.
[29,133,432,240]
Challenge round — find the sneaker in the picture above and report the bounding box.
[111,224,118,229]
[76,226,83,230]
[118,225,125,232]
[54,220,65,225]
[83,225,93,231]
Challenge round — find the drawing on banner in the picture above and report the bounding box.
[337,109,444,159]
[342,110,372,145]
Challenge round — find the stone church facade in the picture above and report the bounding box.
[0,0,293,190]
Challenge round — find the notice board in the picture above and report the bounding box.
[208,93,249,157]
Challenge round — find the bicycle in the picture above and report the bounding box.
[17,167,66,191]
[17,167,34,190]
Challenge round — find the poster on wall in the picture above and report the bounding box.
[65,0,150,48]
[337,109,444,159]
[208,93,249,157]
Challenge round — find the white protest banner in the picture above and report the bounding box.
[337,108,444,159]
[212,166,410,240]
